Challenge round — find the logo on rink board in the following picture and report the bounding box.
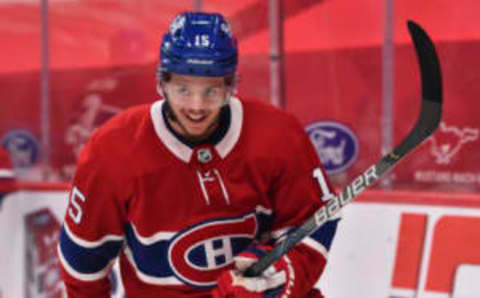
[390,213,480,297]
[1,129,39,168]
[306,121,358,174]
[428,122,479,165]
[24,208,63,297]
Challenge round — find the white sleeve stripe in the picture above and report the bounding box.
[130,223,176,245]
[301,237,328,260]
[57,244,112,281]
[64,222,124,248]
[0,169,14,178]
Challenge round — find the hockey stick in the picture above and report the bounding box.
[244,20,443,277]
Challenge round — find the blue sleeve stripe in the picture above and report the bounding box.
[308,218,339,251]
[124,224,173,277]
[59,225,124,274]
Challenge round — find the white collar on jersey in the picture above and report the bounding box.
[150,97,244,163]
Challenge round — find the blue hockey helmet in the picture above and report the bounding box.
[158,12,238,78]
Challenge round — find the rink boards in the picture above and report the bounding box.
[0,188,479,298]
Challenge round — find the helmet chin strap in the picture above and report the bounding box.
[156,83,232,144]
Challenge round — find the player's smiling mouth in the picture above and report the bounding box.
[183,112,208,124]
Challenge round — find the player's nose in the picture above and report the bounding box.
[189,92,207,110]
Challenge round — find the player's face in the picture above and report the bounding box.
[163,74,231,139]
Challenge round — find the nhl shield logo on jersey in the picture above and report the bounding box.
[168,214,257,287]
[306,121,359,174]
[197,148,213,163]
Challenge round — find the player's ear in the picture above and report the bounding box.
[156,71,171,98]
[225,74,238,95]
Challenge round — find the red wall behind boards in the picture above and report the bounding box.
[1,0,480,194]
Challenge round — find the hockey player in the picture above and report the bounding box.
[58,12,339,297]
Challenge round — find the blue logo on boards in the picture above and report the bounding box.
[1,130,39,168]
[306,121,358,174]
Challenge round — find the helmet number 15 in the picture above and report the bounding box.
[195,34,210,47]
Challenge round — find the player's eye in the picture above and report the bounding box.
[205,87,220,98]
[175,86,190,97]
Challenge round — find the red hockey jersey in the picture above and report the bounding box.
[58,97,338,297]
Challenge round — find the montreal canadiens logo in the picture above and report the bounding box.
[306,121,358,174]
[168,214,257,287]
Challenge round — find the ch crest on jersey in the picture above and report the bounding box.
[168,214,257,287]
